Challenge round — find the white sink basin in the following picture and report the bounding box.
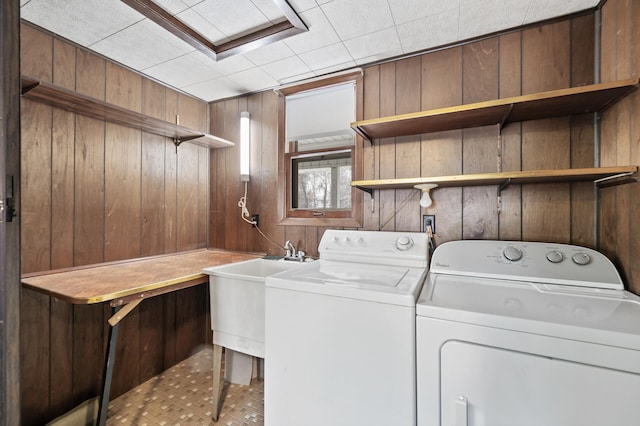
[202,258,310,358]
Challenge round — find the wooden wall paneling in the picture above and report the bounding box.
[163,292,178,370]
[284,225,306,255]
[74,115,106,265]
[247,94,264,253]
[462,39,500,240]
[105,124,142,261]
[498,32,523,240]
[106,63,142,112]
[20,290,50,426]
[53,38,76,89]
[378,62,397,231]
[71,304,104,409]
[256,92,284,255]
[175,286,208,362]
[21,23,52,82]
[178,93,207,132]
[177,142,200,251]
[627,0,640,294]
[141,80,167,257]
[138,297,165,382]
[420,48,463,243]
[164,92,179,253]
[111,306,141,398]
[48,298,73,420]
[223,99,242,250]
[571,14,596,86]
[521,21,572,243]
[362,66,381,230]
[210,102,227,249]
[394,57,422,232]
[20,100,51,273]
[570,114,596,247]
[51,108,75,269]
[76,50,105,99]
[599,0,617,83]
[198,145,209,248]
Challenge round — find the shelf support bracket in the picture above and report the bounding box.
[594,172,636,188]
[496,178,511,212]
[498,104,514,131]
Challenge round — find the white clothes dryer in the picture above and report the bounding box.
[416,240,640,426]
[265,229,430,426]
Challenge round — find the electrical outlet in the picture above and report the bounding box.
[423,215,435,233]
[251,214,259,228]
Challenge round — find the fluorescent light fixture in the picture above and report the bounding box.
[240,111,250,181]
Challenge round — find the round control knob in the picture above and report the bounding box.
[395,236,414,251]
[572,252,591,265]
[502,245,523,262]
[546,250,564,263]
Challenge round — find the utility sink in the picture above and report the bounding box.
[202,258,310,359]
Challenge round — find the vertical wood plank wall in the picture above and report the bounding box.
[210,14,597,258]
[599,0,640,295]
[20,23,210,425]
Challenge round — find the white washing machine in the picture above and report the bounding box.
[265,229,430,426]
[416,240,640,426]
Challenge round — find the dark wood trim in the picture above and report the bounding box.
[0,0,21,423]
[121,0,307,61]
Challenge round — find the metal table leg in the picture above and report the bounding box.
[97,305,122,426]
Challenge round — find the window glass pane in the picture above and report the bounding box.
[292,150,351,209]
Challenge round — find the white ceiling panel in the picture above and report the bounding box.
[21,0,143,46]
[260,55,314,82]
[387,0,460,26]
[299,42,354,70]
[344,27,402,61]
[90,19,195,70]
[143,51,222,88]
[21,0,600,102]
[321,0,395,41]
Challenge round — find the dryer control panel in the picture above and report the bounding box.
[429,240,624,290]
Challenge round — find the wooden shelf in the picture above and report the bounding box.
[351,166,638,193]
[351,78,639,141]
[21,76,234,149]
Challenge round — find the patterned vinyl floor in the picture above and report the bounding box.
[107,346,264,425]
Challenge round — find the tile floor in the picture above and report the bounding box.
[107,346,264,425]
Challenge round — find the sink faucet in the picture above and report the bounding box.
[284,240,305,262]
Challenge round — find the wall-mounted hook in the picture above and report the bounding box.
[415,183,438,208]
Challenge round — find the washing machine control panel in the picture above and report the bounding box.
[431,240,623,290]
[319,230,430,267]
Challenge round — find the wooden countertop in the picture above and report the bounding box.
[21,249,262,305]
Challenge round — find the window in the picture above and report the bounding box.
[277,71,363,226]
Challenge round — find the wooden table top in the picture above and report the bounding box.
[21,249,262,305]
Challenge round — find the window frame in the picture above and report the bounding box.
[277,71,363,227]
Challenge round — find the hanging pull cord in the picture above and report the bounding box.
[238,181,256,225]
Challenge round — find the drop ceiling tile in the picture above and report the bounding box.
[192,0,273,38]
[287,0,319,13]
[243,40,296,66]
[143,51,222,88]
[152,0,191,14]
[182,76,245,101]
[321,0,395,41]
[397,10,459,53]
[260,55,313,82]
[458,0,530,40]
[524,0,599,24]
[313,60,358,77]
[20,0,144,46]
[176,8,229,44]
[208,54,256,76]
[90,19,195,70]
[299,42,354,70]
[283,6,340,54]
[252,0,288,22]
[344,27,401,61]
[387,0,460,25]
[227,67,279,92]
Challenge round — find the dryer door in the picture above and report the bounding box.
[441,340,640,426]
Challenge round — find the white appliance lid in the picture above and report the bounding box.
[417,273,640,350]
[267,259,427,306]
